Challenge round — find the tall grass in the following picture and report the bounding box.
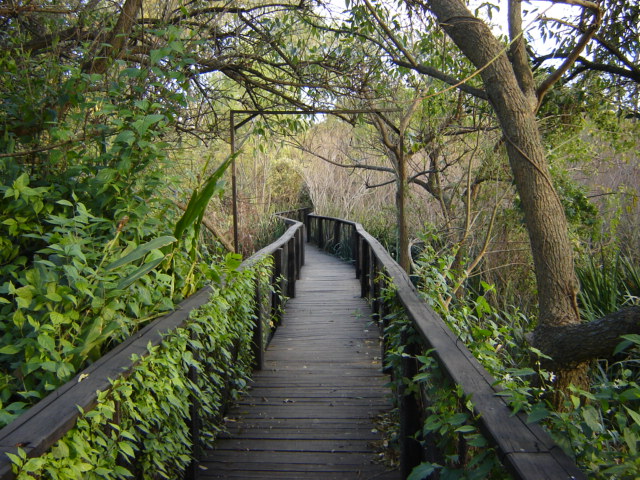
[577,254,640,321]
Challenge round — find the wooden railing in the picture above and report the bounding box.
[0,219,305,480]
[307,214,586,480]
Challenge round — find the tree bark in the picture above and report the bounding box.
[507,0,536,108]
[423,0,588,395]
[426,0,581,329]
[83,0,144,75]
[397,140,410,272]
[535,306,640,369]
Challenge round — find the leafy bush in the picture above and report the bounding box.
[8,256,269,479]
[406,238,640,479]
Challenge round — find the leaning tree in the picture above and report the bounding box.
[334,0,640,401]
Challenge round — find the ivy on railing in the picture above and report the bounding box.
[0,214,305,479]
[6,255,271,479]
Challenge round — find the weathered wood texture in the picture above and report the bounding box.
[308,214,586,480]
[200,246,399,480]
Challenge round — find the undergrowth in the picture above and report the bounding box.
[8,256,271,479]
[381,239,640,479]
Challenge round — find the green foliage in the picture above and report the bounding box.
[577,254,640,321]
[8,257,270,479]
[411,234,640,478]
[0,14,236,427]
[379,278,505,479]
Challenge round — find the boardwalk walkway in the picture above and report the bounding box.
[199,246,399,479]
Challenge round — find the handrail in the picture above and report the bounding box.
[0,220,305,479]
[307,214,585,480]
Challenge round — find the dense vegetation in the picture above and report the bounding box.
[9,257,267,479]
[1,0,639,478]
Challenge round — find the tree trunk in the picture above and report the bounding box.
[424,0,586,394]
[397,140,410,272]
[83,0,144,74]
[535,306,640,368]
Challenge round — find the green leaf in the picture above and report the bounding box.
[623,427,637,456]
[116,257,165,290]
[454,425,476,433]
[45,291,63,302]
[174,156,233,240]
[133,114,165,135]
[0,344,22,355]
[106,236,176,270]
[582,405,602,432]
[119,441,135,458]
[448,413,468,426]
[408,462,440,480]
[38,334,56,352]
[614,334,640,355]
[115,130,135,145]
[49,312,69,325]
[625,406,640,428]
[527,405,550,423]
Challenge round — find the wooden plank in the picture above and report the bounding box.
[201,247,399,479]
[305,215,585,480]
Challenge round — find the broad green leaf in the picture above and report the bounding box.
[49,312,69,325]
[527,406,550,423]
[174,156,233,241]
[115,130,135,145]
[37,334,56,352]
[119,441,135,458]
[0,344,22,355]
[116,257,165,290]
[408,463,440,480]
[625,406,640,428]
[106,236,176,270]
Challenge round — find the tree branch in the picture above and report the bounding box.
[82,0,144,75]
[534,306,640,369]
[535,1,603,109]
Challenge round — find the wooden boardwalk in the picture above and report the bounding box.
[199,246,399,479]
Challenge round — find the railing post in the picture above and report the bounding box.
[368,246,376,301]
[272,247,284,325]
[252,272,265,370]
[360,239,369,298]
[282,241,290,300]
[350,225,357,264]
[317,218,324,249]
[399,331,422,477]
[371,256,381,320]
[185,331,201,480]
[379,282,392,375]
[298,224,305,267]
[354,230,361,279]
[287,237,296,298]
[304,209,311,243]
[333,221,341,252]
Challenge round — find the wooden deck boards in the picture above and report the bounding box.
[199,246,399,480]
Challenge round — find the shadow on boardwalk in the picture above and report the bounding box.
[199,246,400,479]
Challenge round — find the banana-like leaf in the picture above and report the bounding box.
[174,155,233,241]
[105,236,177,270]
[116,257,165,290]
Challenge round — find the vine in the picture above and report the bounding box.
[8,257,274,479]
